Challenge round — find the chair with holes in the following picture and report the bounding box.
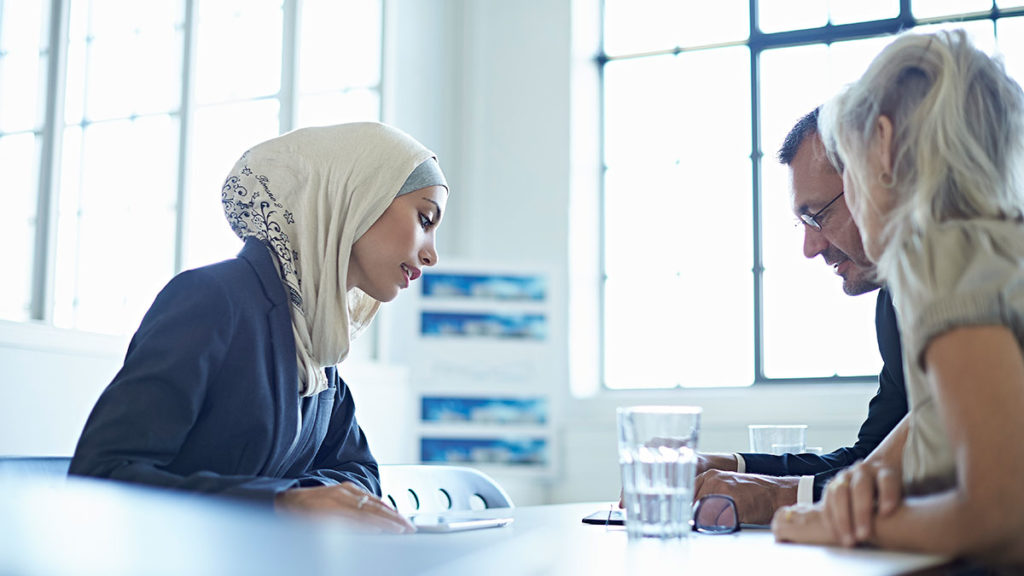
[378,464,514,514]
[0,456,72,479]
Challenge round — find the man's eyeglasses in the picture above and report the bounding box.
[691,494,740,534]
[799,191,845,231]
[602,494,740,534]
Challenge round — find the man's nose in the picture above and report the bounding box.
[802,226,829,259]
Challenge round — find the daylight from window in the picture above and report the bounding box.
[2,0,381,335]
[601,0,1024,388]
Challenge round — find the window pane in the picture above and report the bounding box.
[677,0,749,46]
[915,19,996,55]
[829,0,899,25]
[828,36,897,87]
[997,16,1024,86]
[184,100,280,270]
[52,125,82,327]
[997,0,1024,7]
[64,0,88,124]
[296,89,380,128]
[603,54,682,167]
[66,0,184,123]
[295,0,382,128]
[760,44,881,378]
[604,0,748,56]
[760,44,830,163]
[604,164,754,388]
[603,47,752,388]
[761,0,902,32]
[759,0,828,34]
[0,1,47,132]
[912,0,992,20]
[1,133,40,322]
[194,0,282,105]
[298,0,381,93]
[54,117,179,334]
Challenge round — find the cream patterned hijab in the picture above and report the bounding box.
[221,123,438,396]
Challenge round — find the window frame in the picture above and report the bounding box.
[596,0,1024,388]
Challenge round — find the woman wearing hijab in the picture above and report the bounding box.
[772,31,1024,566]
[70,122,448,533]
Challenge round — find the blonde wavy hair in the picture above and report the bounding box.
[818,29,1024,283]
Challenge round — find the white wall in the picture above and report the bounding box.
[0,321,127,456]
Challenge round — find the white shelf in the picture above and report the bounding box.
[382,260,561,477]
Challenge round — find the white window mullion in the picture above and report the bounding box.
[280,0,299,134]
[32,0,71,322]
[174,0,197,274]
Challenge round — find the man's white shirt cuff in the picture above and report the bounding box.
[734,453,746,474]
[797,475,815,505]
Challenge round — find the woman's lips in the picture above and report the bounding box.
[400,263,421,287]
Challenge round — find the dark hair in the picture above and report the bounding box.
[777,108,820,165]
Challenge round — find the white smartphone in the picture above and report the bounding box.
[409,514,514,533]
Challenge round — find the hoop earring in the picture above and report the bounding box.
[878,171,895,188]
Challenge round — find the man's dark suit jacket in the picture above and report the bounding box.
[70,238,380,503]
[739,288,907,500]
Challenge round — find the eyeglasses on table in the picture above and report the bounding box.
[601,494,741,534]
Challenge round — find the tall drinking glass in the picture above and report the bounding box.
[617,405,701,539]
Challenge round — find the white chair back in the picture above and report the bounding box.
[379,464,513,514]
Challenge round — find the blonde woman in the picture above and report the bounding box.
[772,30,1024,566]
[70,123,448,533]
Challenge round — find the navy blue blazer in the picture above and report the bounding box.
[70,238,380,504]
[740,288,908,500]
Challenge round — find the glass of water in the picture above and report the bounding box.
[617,405,701,539]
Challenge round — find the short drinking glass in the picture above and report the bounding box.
[748,424,807,455]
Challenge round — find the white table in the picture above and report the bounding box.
[351,503,951,576]
[0,476,950,576]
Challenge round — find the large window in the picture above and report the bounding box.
[600,0,1024,389]
[3,0,382,335]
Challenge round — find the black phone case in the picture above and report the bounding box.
[581,509,625,525]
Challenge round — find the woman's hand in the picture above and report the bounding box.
[275,482,415,533]
[772,504,839,545]
[822,460,902,547]
[773,459,902,547]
